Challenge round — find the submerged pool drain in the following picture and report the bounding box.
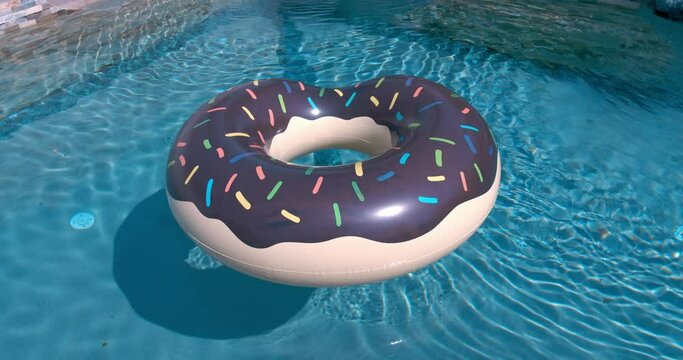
[70,212,95,230]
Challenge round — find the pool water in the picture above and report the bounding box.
[1,0,682,358]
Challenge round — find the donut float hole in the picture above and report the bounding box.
[265,115,400,165]
[290,148,370,166]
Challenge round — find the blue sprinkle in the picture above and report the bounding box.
[418,101,443,113]
[229,151,258,164]
[396,111,404,121]
[460,124,480,132]
[418,196,438,204]
[464,134,477,154]
[399,153,411,165]
[488,145,494,156]
[345,92,357,107]
[70,212,95,230]
[376,171,396,182]
[307,97,319,112]
[205,178,214,208]
[282,81,292,93]
[405,77,413,86]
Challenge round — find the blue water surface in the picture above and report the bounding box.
[1,0,682,359]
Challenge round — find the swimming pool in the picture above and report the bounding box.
[1,0,682,358]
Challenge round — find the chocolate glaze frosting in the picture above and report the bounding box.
[166,76,499,249]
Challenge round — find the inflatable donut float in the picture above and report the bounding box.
[166,76,500,286]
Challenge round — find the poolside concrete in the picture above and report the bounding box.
[0,0,101,33]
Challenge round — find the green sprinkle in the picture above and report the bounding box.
[332,203,342,227]
[192,119,211,128]
[267,180,283,200]
[351,181,365,202]
[319,88,325,97]
[450,93,460,98]
[435,149,443,167]
[305,167,314,175]
[278,93,287,113]
[167,160,176,168]
[203,139,212,149]
[408,123,421,128]
[208,96,216,104]
[428,137,455,145]
[474,163,484,182]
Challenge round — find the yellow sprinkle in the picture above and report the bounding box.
[167,160,175,168]
[242,106,255,120]
[334,89,344,97]
[370,96,379,107]
[389,92,399,110]
[184,165,199,185]
[354,161,364,177]
[375,77,385,88]
[427,175,446,182]
[225,132,250,138]
[281,209,300,223]
[235,191,251,210]
[253,80,259,86]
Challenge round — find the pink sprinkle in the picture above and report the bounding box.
[179,155,186,166]
[177,142,187,147]
[255,166,266,180]
[412,87,423,98]
[246,89,257,100]
[207,107,227,113]
[224,173,238,192]
[268,108,275,127]
[461,107,470,114]
[257,130,266,145]
[312,176,324,194]
[392,147,401,150]
[216,147,224,158]
[249,144,263,149]
[460,171,468,192]
[354,83,360,88]
[298,82,305,91]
